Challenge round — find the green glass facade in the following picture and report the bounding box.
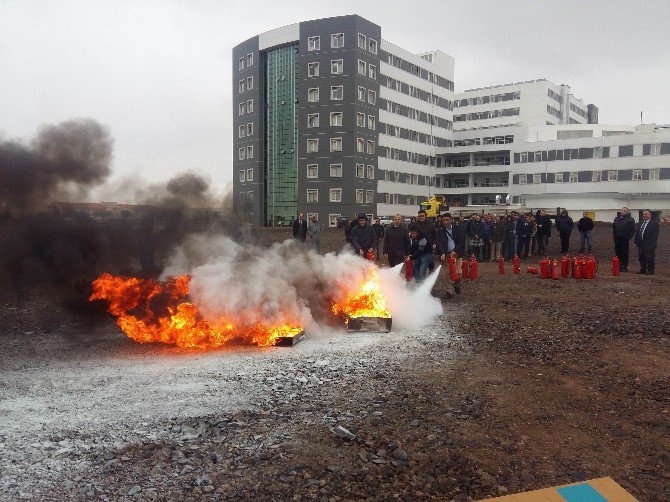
[265,44,299,226]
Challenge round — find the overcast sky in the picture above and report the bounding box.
[2,0,668,194]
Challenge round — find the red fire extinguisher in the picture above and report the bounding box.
[573,258,582,279]
[469,256,478,280]
[551,259,560,280]
[580,258,587,279]
[585,256,595,280]
[526,266,538,274]
[592,256,598,278]
[498,255,505,275]
[560,255,570,278]
[365,250,375,261]
[448,255,459,281]
[461,258,469,278]
[513,255,520,275]
[612,256,620,276]
[540,257,550,279]
[404,258,413,281]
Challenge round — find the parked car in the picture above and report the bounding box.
[378,216,393,226]
[336,216,350,228]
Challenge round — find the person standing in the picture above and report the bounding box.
[383,214,410,267]
[350,213,376,257]
[436,213,466,296]
[612,206,636,272]
[518,213,534,259]
[503,215,517,261]
[409,210,436,281]
[489,215,504,261]
[409,229,433,283]
[466,214,484,259]
[634,209,659,275]
[292,212,307,242]
[555,210,574,254]
[307,215,323,253]
[578,212,595,253]
[371,217,385,261]
[482,214,492,261]
[536,210,552,255]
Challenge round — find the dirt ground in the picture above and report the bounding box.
[1,224,668,500]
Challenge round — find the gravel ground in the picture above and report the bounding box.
[0,224,668,500]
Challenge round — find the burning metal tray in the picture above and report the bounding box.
[346,316,392,333]
[274,329,306,347]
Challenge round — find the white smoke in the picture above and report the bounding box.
[161,234,442,332]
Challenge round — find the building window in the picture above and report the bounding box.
[368,115,376,130]
[633,169,642,181]
[357,86,366,101]
[384,193,390,203]
[366,190,374,204]
[519,174,527,185]
[238,147,246,160]
[520,152,527,163]
[533,173,541,184]
[356,164,364,178]
[366,165,374,179]
[368,65,377,80]
[358,59,366,76]
[247,76,253,89]
[569,172,578,183]
[651,143,661,155]
[307,139,318,153]
[369,38,377,54]
[307,189,319,203]
[330,163,342,177]
[308,88,319,102]
[307,164,318,178]
[238,125,246,138]
[650,168,660,180]
[330,137,342,152]
[328,214,340,227]
[329,188,342,202]
[238,102,245,116]
[355,189,364,203]
[308,62,319,77]
[246,53,253,66]
[534,151,542,162]
[555,172,563,183]
[238,80,244,93]
[331,59,343,74]
[246,168,253,182]
[331,33,344,48]
[357,33,366,49]
[239,170,245,182]
[357,112,365,127]
[307,113,319,128]
[392,194,399,204]
[330,112,343,127]
[331,85,343,100]
[366,140,375,154]
[247,123,253,136]
[608,170,618,181]
[308,36,320,51]
[367,90,376,104]
[356,138,364,152]
[592,171,601,182]
[238,57,244,70]
[246,145,253,159]
[247,99,253,113]
[594,146,603,159]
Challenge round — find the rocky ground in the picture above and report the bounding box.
[1,225,668,500]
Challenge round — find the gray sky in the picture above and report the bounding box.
[2,0,668,193]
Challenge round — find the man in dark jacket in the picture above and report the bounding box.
[436,213,466,296]
[383,214,410,267]
[489,215,505,261]
[612,206,636,272]
[466,214,484,259]
[634,209,659,275]
[555,210,574,253]
[518,213,534,259]
[578,212,595,253]
[350,213,376,257]
[409,229,433,283]
[408,210,436,281]
[292,212,307,242]
[535,210,552,255]
[371,218,385,261]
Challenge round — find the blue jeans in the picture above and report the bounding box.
[413,253,434,282]
[580,231,592,252]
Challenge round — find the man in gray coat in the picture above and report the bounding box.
[307,215,323,253]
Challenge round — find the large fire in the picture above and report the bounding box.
[331,271,390,319]
[89,273,302,348]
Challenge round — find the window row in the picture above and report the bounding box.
[454,92,520,108]
[238,123,254,138]
[239,168,254,182]
[238,76,254,93]
[452,135,514,147]
[382,170,436,186]
[515,143,669,163]
[238,191,254,203]
[382,147,442,166]
[305,112,375,130]
[238,53,253,71]
[238,99,254,116]
[305,137,376,154]
[306,163,375,179]
[547,88,563,104]
[515,169,661,184]
[383,193,419,206]
[238,145,254,160]
[306,33,377,53]
[383,99,453,131]
[384,76,453,111]
[385,52,454,91]
[305,188,375,204]
[305,85,371,102]
[570,102,588,119]
[547,105,562,119]
[454,108,520,122]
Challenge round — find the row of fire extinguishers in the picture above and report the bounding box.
[495,255,604,279]
[404,255,480,281]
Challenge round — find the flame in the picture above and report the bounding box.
[89,273,302,348]
[331,270,390,319]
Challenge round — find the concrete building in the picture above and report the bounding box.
[232,14,454,226]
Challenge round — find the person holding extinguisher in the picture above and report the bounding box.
[436,213,466,297]
[350,213,377,258]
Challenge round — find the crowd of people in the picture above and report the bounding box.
[291,206,660,297]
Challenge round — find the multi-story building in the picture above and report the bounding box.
[232,15,454,226]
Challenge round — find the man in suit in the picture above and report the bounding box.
[634,209,659,275]
[436,213,466,297]
[612,206,636,271]
[518,213,534,259]
[383,214,410,267]
[292,212,307,242]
